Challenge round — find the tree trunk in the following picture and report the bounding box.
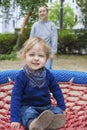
[16,8,33,51]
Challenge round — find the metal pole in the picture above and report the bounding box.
[60,0,64,29]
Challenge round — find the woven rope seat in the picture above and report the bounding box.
[0,70,87,130]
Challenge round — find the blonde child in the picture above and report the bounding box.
[10,37,66,130]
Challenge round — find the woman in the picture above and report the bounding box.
[30,6,58,69]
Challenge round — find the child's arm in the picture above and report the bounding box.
[10,71,25,124]
[49,72,66,111]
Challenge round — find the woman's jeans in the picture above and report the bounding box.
[20,105,63,129]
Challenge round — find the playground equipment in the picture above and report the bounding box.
[0,69,87,130]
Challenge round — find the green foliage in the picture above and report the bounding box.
[58,29,87,54]
[0,33,17,54]
[48,3,60,26]
[0,29,87,59]
[1,0,10,8]
[15,0,48,14]
[0,52,16,60]
[58,30,77,54]
[75,30,87,54]
[1,0,48,19]
[48,2,76,29]
[76,0,87,28]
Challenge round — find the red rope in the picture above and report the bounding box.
[0,82,87,130]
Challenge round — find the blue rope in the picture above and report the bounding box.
[0,69,87,85]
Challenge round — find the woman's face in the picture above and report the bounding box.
[38,7,48,22]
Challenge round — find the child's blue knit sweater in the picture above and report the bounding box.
[10,69,66,123]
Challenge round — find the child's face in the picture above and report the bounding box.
[25,43,47,71]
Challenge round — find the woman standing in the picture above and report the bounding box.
[30,6,58,69]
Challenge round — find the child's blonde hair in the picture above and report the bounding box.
[19,37,51,59]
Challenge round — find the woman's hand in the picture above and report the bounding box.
[11,122,21,129]
[50,53,55,59]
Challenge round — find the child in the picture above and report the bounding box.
[10,37,66,130]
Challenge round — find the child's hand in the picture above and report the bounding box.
[63,111,66,115]
[11,122,21,129]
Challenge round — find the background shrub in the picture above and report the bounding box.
[0,33,17,54]
[58,29,87,54]
[0,28,87,56]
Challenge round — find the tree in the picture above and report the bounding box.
[1,0,48,50]
[48,2,76,29]
[76,0,87,29]
[1,0,48,17]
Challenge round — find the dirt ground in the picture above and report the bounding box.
[0,55,87,72]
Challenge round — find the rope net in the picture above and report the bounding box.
[0,81,87,130]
